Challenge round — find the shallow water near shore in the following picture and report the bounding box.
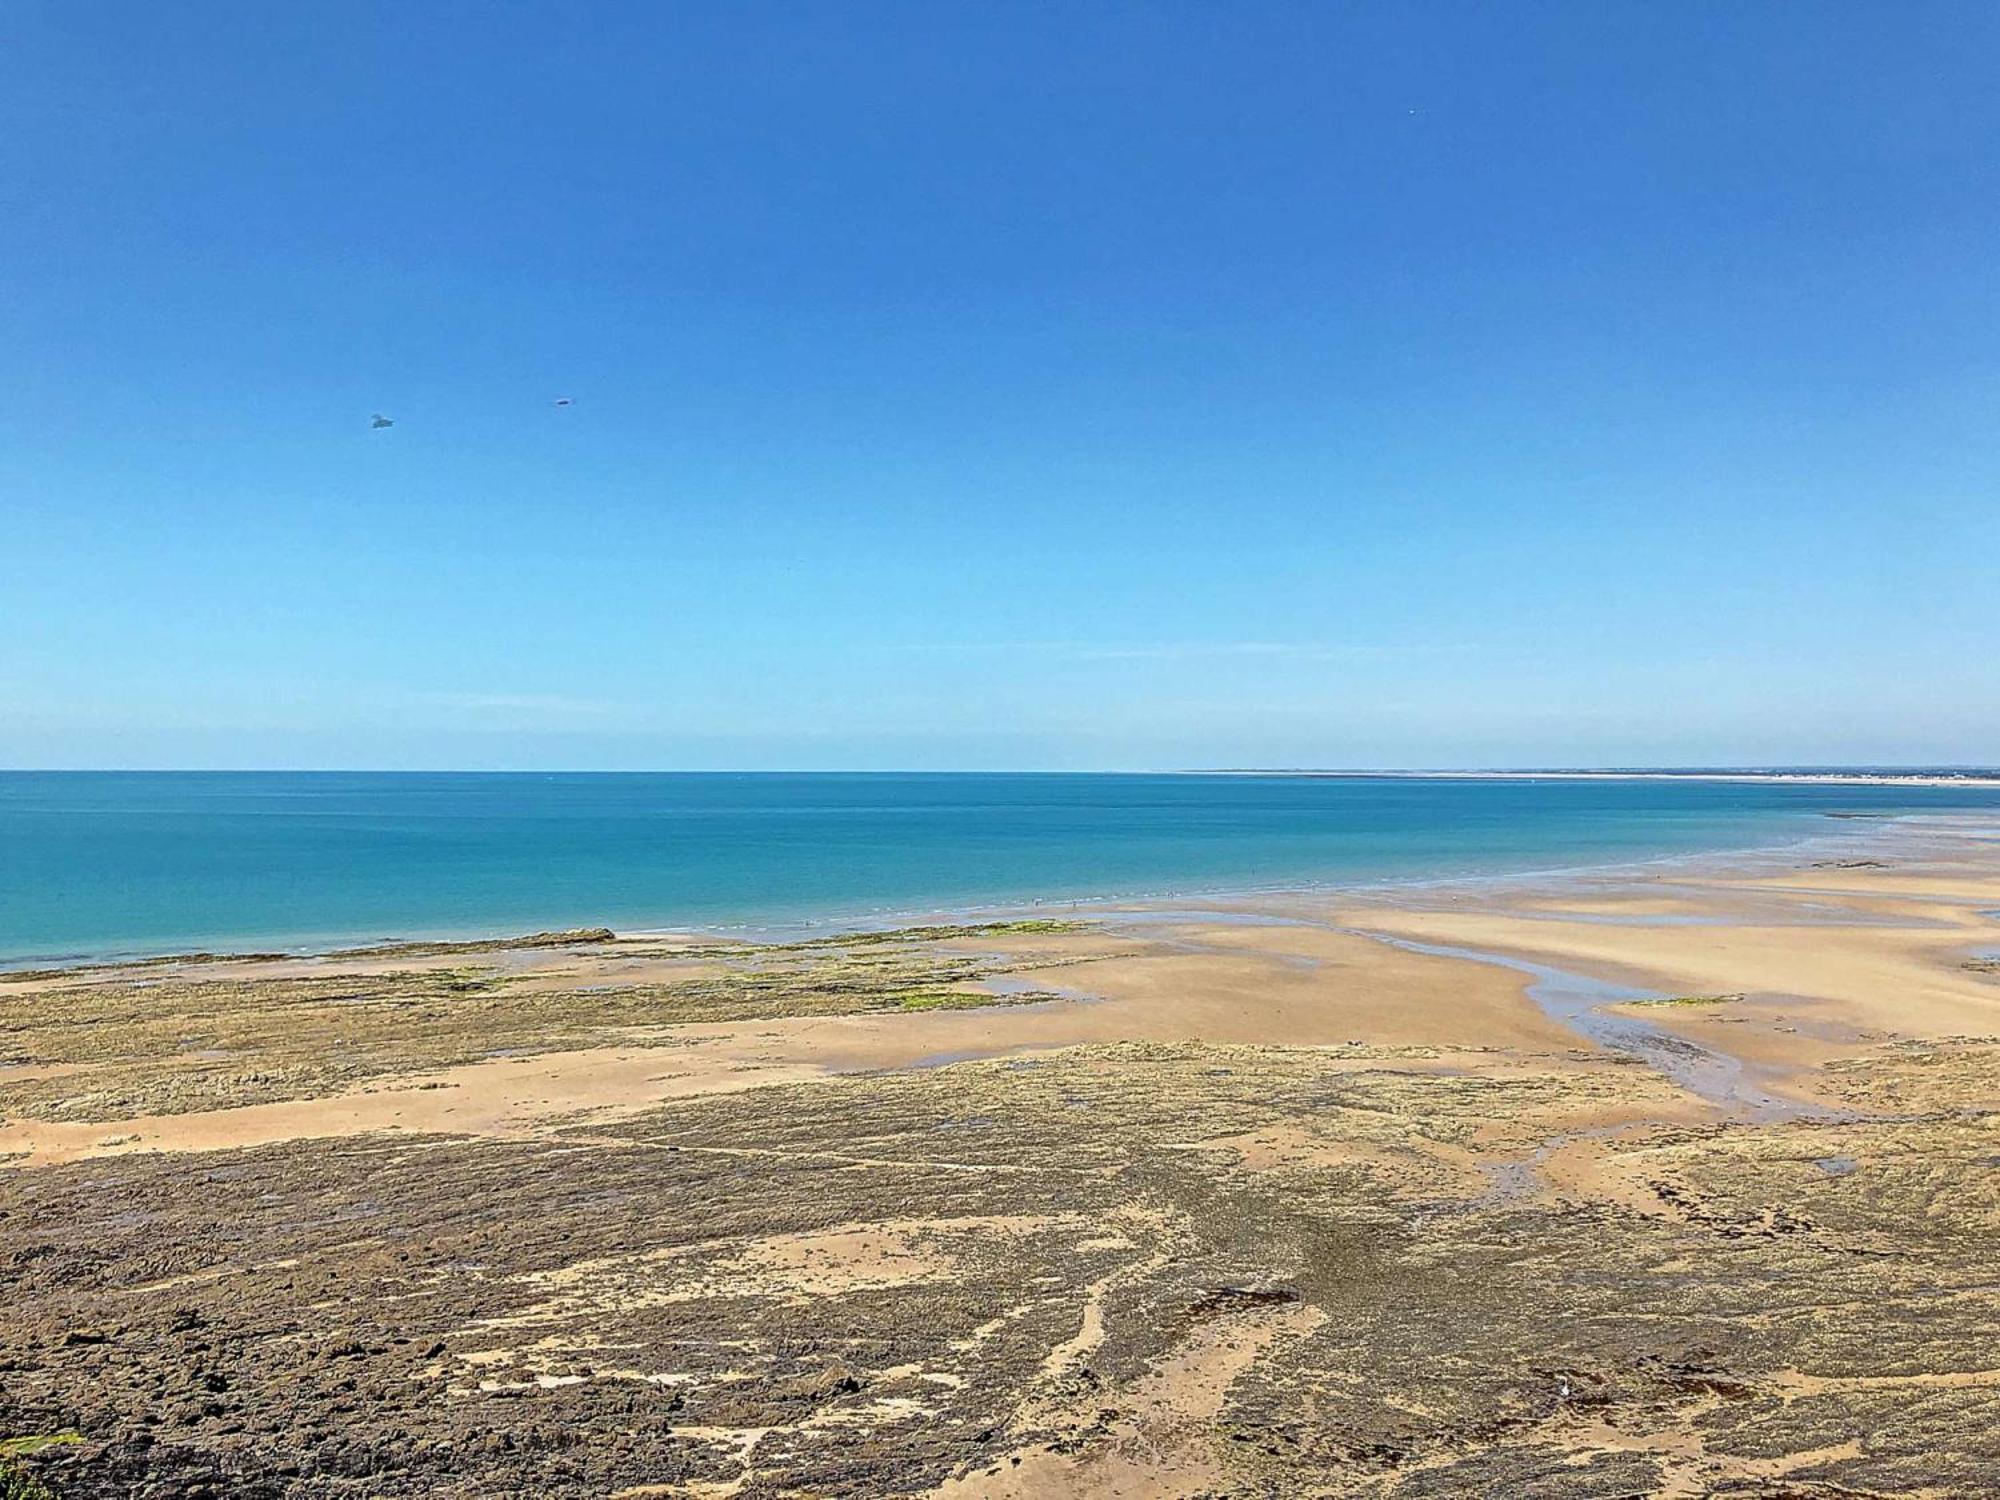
[1351,931,1808,1119]
[7,770,2000,963]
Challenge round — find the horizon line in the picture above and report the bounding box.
[2,765,1996,778]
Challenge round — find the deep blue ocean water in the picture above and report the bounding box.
[3,772,1998,963]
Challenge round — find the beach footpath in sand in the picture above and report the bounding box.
[3,820,1999,1497]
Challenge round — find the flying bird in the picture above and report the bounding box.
[371,414,395,429]
[553,397,573,408]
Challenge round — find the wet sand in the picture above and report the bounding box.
[3,817,1998,1496]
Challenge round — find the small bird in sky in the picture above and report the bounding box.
[554,397,573,408]
[371,414,395,429]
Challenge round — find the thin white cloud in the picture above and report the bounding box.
[412,691,626,718]
[884,640,1488,663]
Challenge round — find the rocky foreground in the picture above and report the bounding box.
[4,831,1998,1497]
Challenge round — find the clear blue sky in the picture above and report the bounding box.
[4,1,1995,769]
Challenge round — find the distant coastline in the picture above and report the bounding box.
[1196,768,2000,787]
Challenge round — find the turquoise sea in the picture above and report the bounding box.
[3,772,1998,964]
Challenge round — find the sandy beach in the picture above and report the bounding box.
[4,815,1998,1496]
